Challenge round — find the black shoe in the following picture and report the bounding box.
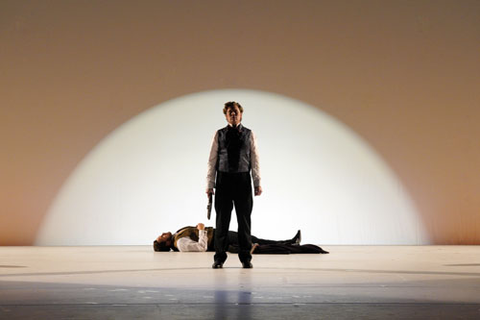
[242,261,253,269]
[212,261,223,269]
[292,230,301,245]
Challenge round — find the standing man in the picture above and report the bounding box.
[206,101,262,269]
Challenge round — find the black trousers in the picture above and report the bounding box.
[252,244,329,255]
[227,232,294,247]
[214,172,253,263]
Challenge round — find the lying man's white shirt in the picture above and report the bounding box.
[176,229,208,252]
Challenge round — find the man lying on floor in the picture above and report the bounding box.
[153,223,328,254]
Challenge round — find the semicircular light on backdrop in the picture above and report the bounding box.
[36,89,429,245]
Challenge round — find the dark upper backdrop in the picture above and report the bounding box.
[1,0,479,245]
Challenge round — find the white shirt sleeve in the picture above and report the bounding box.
[206,131,218,190]
[251,131,261,187]
[176,230,208,252]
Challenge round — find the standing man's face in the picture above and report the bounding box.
[225,106,242,126]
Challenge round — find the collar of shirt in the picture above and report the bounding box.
[227,123,243,130]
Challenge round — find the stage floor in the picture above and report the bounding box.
[1,246,479,319]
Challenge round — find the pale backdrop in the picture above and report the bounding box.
[1,0,479,245]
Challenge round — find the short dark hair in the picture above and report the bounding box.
[223,101,243,115]
[153,240,170,252]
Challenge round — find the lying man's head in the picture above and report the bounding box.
[153,232,173,252]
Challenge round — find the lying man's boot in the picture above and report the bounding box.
[292,230,301,245]
[282,230,301,246]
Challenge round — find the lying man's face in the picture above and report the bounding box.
[156,232,172,247]
[153,232,173,252]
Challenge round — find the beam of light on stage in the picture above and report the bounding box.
[36,89,429,245]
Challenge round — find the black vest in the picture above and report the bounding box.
[216,124,252,173]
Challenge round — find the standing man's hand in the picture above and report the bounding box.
[196,223,205,230]
[254,186,263,196]
[206,188,214,198]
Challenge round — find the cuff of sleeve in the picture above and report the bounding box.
[206,182,215,190]
[254,179,261,188]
